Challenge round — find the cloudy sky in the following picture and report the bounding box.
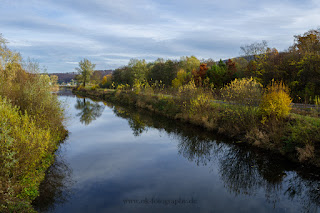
[1,0,319,73]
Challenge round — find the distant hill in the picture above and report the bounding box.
[48,70,113,84]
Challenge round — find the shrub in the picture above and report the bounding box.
[0,34,66,211]
[0,64,65,142]
[221,77,263,106]
[90,84,99,90]
[260,80,292,121]
[178,79,198,100]
[218,105,260,136]
[0,97,56,211]
[116,84,130,91]
[76,84,84,90]
[188,93,213,115]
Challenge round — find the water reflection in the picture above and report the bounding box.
[35,95,320,213]
[75,98,105,125]
[108,102,320,212]
[112,106,147,136]
[33,146,74,212]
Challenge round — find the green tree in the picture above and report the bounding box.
[90,70,102,85]
[205,63,226,88]
[180,56,200,73]
[128,58,148,83]
[75,58,96,87]
[233,57,248,78]
[286,29,320,103]
[148,59,179,86]
[172,69,188,88]
[112,66,133,86]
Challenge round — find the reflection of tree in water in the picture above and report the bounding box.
[176,133,219,166]
[217,146,285,207]
[106,101,320,212]
[75,98,105,125]
[32,147,74,212]
[112,106,147,136]
[177,128,320,212]
[285,170,320,212]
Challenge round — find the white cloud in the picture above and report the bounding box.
[1,0,319,72]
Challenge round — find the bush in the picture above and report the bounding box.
[0,64,65,141]
[188,93,213,115]
[0,97,56,211]
[178,79,198,100]
[90,84,99,90]
[0,34,66,211]
[260,80,292,121]
[221,77,263,106]
[76,84,84,90]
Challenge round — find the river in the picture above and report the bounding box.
[33,92,320,213]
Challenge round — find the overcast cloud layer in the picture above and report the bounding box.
[1,0,319,73]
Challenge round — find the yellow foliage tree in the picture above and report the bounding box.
[172,69,188,88]
[260,80,292,121]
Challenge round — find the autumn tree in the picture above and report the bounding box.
[240,41,269,81]
[100,74,112,88]
[204,58,216,68]
[233,57,248,78]
[288,29,320,102]
[180,56,201,73]
[172,69,188,88]
[225,59,237,83]
[240,40,268,60]
[291,29,320,54]
[260,48,284,85]
[75,58,96,87]
[192,63,208,86]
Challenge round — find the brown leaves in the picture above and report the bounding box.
[192,63,208,87]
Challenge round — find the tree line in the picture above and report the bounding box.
[76,28,320,104]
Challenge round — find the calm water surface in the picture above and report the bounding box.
[33,92,320,213]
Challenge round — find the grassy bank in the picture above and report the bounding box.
[0,36,67,212]
[73,87,320,167]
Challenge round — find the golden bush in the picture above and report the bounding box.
[189,93,213,114]
[221,77,263,106]
[178,79,197,98]
[260,80,292,120]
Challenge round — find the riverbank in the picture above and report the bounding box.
[0,97,68,212]
[0,39,68,211]
[73,88,320,167]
